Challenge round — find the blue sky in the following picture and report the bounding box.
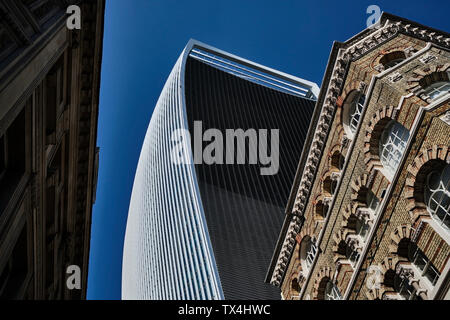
[86,0,450,300]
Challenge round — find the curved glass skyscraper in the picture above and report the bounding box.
[122,40,319,300]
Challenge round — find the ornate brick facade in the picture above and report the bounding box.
[267,13,450,300]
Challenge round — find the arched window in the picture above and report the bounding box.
[424,164,450,230]
[323,176,337,196]
[379,51,406,69]
[379,121,409,175]
[324,281,342,300]
[300,236,317,272]
[315,200,329,219]
[417,71,450,102]
[349,94,365,134]
[342,90,366,138]
[423,81,450,101]
[331,151,345,170]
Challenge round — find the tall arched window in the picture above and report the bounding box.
[349,94,365,134]
[423,81,450,101]
[379,121,409,175]
[315,200,329,219]
[424,164,450,230]
[331,151,345,170]
[300,236,317,272]
[342,90,366,138]
[324,281,342,300]
[323,176,337,196]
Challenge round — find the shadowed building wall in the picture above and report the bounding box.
[0,0,104,300]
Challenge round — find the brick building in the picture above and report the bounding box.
[267,13,450,300]
[0,1,104,299]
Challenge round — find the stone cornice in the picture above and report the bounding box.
[66,0,104,299]
[269,15,450,287]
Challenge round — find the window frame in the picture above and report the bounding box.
[349,94,365,134]
[424,164,450,231]
[379,120,410,177]
[324,281,342,300]
[423,81,450,101]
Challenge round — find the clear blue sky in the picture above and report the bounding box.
[86,0,450,300]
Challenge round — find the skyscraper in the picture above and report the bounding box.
[122,40,319,300]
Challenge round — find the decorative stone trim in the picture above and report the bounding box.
[387,72,403,83]
[363,105,398,172]
[419,53,437,64]
[270,16,450,286]
[405,145,450,223]
[312,266,333,300]
[331,171,341,181]
[272,215,302,286]
[404,46,418,58]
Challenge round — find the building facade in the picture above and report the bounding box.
[267,13,450,300]
[0,0,104,299]
[122,40,319,300]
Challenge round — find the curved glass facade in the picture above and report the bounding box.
[122,52,223,300]
[122,40,318,300]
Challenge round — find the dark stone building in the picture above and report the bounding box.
[0,0,104,299]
